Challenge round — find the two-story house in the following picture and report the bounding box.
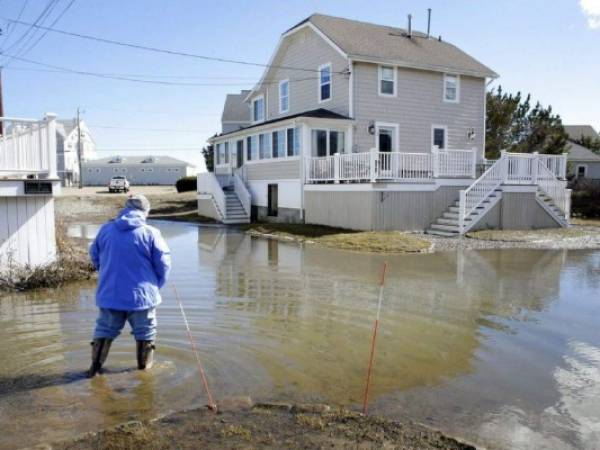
[198,14,570,234]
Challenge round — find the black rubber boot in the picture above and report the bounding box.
[136,340,155,370]
[87,338,113,378]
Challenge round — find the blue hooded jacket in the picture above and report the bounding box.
[90,208,171,311]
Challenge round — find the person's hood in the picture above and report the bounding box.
[114,208,147,230]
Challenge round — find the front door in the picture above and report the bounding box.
[268,184,278,217]
[236,140,244,168]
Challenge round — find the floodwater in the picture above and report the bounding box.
[1,222,599,450]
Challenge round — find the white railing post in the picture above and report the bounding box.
[565,189,572,225]
[45,113,58,179]
[334,152,340,184]
[561,153,568,180]
[370,149,377,182]
[532,151,539,185]
[500,150,508,183]
[432,145,439,178]
[471,147,477,178]
[459,190,466,235]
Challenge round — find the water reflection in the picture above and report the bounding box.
[0,223,598,450]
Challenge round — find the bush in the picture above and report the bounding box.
[569,178,600,218]
[175,176,197,193]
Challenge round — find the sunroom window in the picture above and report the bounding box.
[272,130,286,158]
[259,133,271,159]
[287,127,300,156]
[311,129,345,156]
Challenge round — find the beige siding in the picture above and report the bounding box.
[0,196,56,268]
[472,192,561,230]
[254,26,350,121]
[305,187,461,231]
[352,63,485,156]
[245,160,300,181]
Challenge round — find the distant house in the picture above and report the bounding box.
[56,119,97,187]
[82,155,196,186]
[564,125,600,179]
[197,13,571,234]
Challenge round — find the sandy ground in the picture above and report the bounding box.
[60,186,179,197]
[52,400,476,450]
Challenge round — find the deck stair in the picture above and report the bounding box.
[426,189,502,236]
[222,186,250,224]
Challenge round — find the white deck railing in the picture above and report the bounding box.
[197,172,226,220]
[233,171,251,217]
[306,148,476,183]
[0,114,57,178]
[458,151,569,233]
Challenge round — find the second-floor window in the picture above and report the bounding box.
[319,63,332,102]
[279,80,289,113]
[444,74,460,103]
[253,95,265,122]
[379,65,396,96]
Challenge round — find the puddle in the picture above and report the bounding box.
[1,222,599,449]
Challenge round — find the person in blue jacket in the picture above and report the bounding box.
[87,194,171,377]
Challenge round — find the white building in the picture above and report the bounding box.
[82,155,196,186]
[0,113,61,269]
[56,119,97,187]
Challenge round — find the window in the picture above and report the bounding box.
[375,123,399,152]
[319,63,332,102]
[287,127,300,156]
[272,130,285,158]
[246,135,258,161]
[444,74,460,103]
[252,95,265,122]
[576,165,587,178]
[379,65,396,96]
[279,80,289,113]
[311,129,345,156]
[224,142,230,164]
[432,126,447,150]
[259,133,271,159]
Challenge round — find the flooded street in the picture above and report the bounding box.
[1,222,599,449]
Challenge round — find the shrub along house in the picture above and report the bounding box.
[198,13,571,234]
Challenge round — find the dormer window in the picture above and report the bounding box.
[319,63,332,102]
[444,74,460,103]
[252,95,265,122]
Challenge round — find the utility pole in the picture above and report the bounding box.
[0,67,4,136]
[77,107,83,189]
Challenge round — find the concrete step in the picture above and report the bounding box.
[437,218,459,226]
[430,223,460,232]
[425,228,459,237]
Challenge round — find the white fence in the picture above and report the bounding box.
[0,114,57,178]
[306,148,476,183]
[197,172,226,220]
[233,171,251,217]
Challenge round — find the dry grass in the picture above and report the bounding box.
[571,217,600,227]
[467,228,590,242]
[243,223,431,253]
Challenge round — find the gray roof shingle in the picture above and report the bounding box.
[564,125,599,141]
[222,90,251,123]
[567,142,600,162]
[305,14,497,78]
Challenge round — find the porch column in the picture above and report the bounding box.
[334,153,340,183]
[531,151,539,185]
[45,113,57,179]
[370,148,377,182]
[432,145,439,178]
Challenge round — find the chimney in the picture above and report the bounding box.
[427,8,432,38]
[407,14,412,38]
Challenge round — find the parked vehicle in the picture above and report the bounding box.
[108,176,130,193]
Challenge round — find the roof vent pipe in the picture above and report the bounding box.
[427,8,431,38]
[407,14,412,38]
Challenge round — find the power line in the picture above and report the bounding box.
[88,124,209,133]
[1,55,343,87]
[0,15,349,75]
[0,0,31,50]
[96,148,203,152]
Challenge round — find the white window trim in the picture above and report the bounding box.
[378,65,397,97]
[240,126,302,165]
[443,73,460,103]
[318,62,332,103]
[252,94,265,123]
[374,122,400,152]
[431,125,448,150]
[279,79,289,114]
[575,164,588,178]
